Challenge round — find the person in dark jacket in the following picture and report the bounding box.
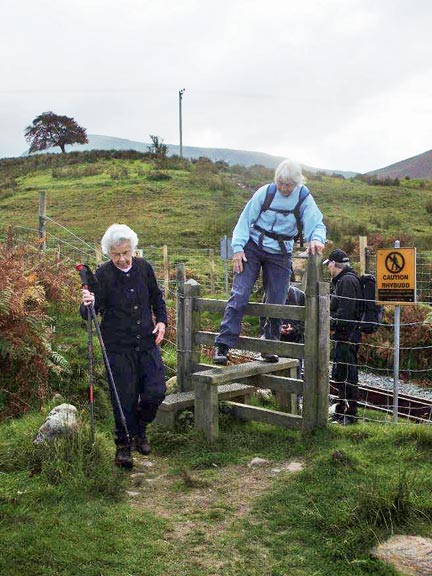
[280,285,305,345]
[81,224,167,468]
[259,285,305,343]
[324,248,362,425]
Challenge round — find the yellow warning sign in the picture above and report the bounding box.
[376,248,416,304]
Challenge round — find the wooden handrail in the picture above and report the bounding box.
[194,298,305,321]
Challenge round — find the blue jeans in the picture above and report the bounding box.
[215,239,292,348]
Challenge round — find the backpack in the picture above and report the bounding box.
[256,183,310,248]
[358,274,383,334]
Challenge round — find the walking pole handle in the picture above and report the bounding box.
[75,263,91,290]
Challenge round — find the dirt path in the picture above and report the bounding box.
[125,455,304,573]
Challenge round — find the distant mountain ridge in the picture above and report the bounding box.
[365,149,432,179]
[23,134,357,178]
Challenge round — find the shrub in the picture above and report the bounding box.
[147,170,172,181]
[0,233,77,418]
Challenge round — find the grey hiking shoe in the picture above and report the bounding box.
[213,344,229,365]
[261,352,279,363]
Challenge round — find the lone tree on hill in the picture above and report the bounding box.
[25,111,88,154]
[148,134,168,158]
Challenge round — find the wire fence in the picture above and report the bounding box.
[3,223,432,426]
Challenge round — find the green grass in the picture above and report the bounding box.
[2,152,432,575]
[2,153,432,252]
[1,411,431,575]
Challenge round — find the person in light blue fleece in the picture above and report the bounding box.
[213,158,326,365]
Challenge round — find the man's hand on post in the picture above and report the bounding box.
[281,323,294,336]
[153,322,166,345]
[308,240,325,255]
[233,251,247,274]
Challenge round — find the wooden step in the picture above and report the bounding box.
[225,401,302,429]
[192,357,298,386]
[155,382,255,427]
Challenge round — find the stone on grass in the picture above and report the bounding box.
[272,461,304,474]
[248,457,270,467]
[372,535,432,576]
[34,403,78,444]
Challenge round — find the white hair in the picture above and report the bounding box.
[275,159,306,186]
[101,224,139,256]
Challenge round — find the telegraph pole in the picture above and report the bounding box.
[179,88,185,158]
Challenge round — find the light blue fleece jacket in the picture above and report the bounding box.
[231,183,326,254]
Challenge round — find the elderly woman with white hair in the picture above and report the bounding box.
[214,159,326,365]
[81,224,167,468]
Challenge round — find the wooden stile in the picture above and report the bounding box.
[172,253,330,440]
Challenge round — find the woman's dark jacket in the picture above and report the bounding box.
[80,258,168,353]
[330,266,362,342]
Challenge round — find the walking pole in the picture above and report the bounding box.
[87,306,95,444]
[76,264,130,444]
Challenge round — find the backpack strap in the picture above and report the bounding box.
[258,183,278,218]
[293,186,310,247]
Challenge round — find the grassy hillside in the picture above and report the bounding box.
[1,151,432,251]
[366,148,432,179]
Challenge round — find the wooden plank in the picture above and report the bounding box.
[192,357,301,385]
[194,362,221,372]
[159,383,255,412]
[224,401,302,429]
[240,373,303,395]
[195,298,305,321]
[196,331,304,359]
[316,281,330,427]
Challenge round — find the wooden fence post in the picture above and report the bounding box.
[182,279,201,392]
[359,236,367,276]
[176,263,187,390]
[302,254,328,430]
[38,191,46,252]
[209,249,215,295]
[317,281,330,426]
[176,263,201,392]
[95,244,103,264]
[163,244,170,300]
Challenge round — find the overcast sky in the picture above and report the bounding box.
[1,0,431,173]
